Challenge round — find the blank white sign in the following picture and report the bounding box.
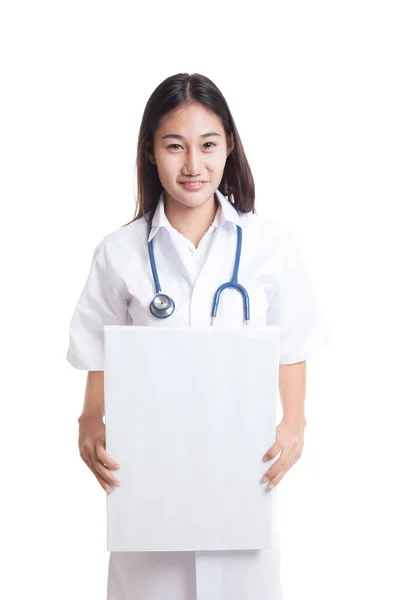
[104,325,279,552]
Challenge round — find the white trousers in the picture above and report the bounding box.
[107,491,283,600]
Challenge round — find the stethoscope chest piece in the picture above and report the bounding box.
[149,293,175,318]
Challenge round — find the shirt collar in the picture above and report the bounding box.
[147,188,242,242]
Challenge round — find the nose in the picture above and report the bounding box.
[182,149,202,176]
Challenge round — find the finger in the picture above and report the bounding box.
[262,451,291,481]
[92,458,120,487]
[267,468,288,489]
[263,453,300,487]
[95,444,120,470]
[86,454,113,494]
[262,441,282,461]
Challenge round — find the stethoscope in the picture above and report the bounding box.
[147,211,250,325]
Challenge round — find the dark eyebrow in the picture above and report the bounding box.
[161,132,222,140]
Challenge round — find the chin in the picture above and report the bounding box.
[168,189,208,208]
[180,186,216,200]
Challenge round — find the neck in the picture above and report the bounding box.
[164,192,218,248]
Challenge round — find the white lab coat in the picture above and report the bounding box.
[66,188,331,599]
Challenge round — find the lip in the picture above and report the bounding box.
[179,181,207,191]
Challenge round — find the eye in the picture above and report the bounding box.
[166,142,217,150]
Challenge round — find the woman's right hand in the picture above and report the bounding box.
[78,413,121,494]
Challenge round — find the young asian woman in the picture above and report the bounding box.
[66,72,331,600]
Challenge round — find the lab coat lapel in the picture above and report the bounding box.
[192,221,238,294]
[151,228,194,291]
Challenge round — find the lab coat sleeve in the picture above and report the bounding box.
[268,228,331,365]
[66,237,129,370]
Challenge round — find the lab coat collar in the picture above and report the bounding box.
[147,188,242,242]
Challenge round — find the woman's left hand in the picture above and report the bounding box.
[261,418,306,489]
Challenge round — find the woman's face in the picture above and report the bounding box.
[149,102,234,210]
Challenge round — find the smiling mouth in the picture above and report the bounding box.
[179,182,207,190]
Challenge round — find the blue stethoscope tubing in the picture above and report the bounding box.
[147,219,250,325]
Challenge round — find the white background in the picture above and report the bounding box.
[1,1,399,598]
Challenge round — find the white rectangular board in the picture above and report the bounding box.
[104,325,280,552]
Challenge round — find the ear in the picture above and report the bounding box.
[147,153,157,165]
[226,132,235,157]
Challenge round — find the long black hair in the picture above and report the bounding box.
[123,72,256,227]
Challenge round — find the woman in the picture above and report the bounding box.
[66,72,331,600]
